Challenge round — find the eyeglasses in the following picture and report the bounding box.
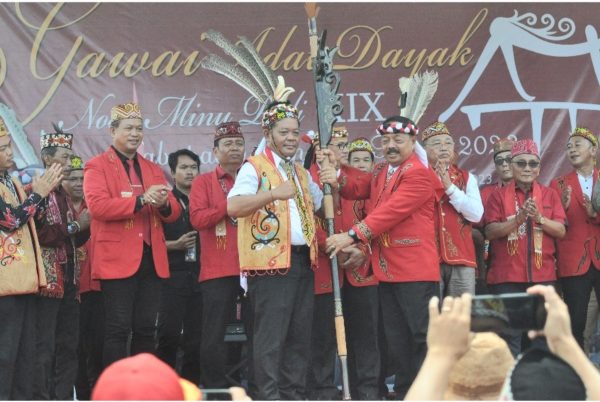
[512,160,540,169]
[334,142,348,150]
[427,141,454,149]
[494,157,512,166]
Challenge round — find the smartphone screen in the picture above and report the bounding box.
[471,293,546,332]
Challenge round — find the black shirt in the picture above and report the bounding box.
[163,187,200,275]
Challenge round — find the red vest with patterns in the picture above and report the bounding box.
[435,167,477,268]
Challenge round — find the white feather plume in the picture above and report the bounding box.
[402,70,439,124]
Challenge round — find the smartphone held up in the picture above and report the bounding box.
[470,293,547,332]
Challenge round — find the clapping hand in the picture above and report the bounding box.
[32,163,64,198]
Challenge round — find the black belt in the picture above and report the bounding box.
[291,245,310,255]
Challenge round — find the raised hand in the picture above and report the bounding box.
[77,209,91,231]
[271,181,295,201]
[561,185,572,210]
[427,293,472,359]
[319,165,338,187]
[434,160,452,189]
[583,194,597,218]
[143,185,170,208]
[32,163,64,198]
[523,197,540,220]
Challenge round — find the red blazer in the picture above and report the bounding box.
[189,167,240,282]
[83,147,181,280]
[550,170,600,277]
[340,153,441,283]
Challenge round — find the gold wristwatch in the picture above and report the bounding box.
[536,215,546,225]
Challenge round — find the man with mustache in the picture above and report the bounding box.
[306,128,378,400]
[484,139,566,356]
[0,116,63,400]
[422,121,483,298]
[189,121,246,390]
[83,102,181,367]
[321,116,441,399]
[549,127,600,349]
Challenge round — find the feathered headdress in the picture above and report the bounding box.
[0,103,39,168]
[200,30,295,159]
[398,70,439,125]
[397,70,439,167]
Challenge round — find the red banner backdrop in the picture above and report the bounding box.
[1,2,600,184]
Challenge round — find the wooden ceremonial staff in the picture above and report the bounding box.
[305,3,351,400]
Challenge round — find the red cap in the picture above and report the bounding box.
[214,121,244,142]
[511,139,539,158]
[92,353,190,400]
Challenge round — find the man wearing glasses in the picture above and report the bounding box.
[473,138,514,291]
[480,138,515,208]
[484,139,566,356]
[422,121,483,298]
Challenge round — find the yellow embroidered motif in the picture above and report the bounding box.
[283,161,315,245]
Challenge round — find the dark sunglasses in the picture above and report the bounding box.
[334,142,348,150]
[512,160,540,169]
[494,157,512,166]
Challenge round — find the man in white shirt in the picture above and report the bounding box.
[550,127,600,348]
[228,100,322,400]
[422,121,483,297]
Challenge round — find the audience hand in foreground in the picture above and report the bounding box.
[405,293,473,401]
[527,284,600,401]
[427,293,473,360]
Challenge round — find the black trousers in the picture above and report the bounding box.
[156,270,203,385]
[0,294,37,400]
[488,282,554,357]
[198,276,240,388]
[101,248,161,367]
[561,267,600,348]
[343,283,380,400]
[379,281,437,400]
[306,292,338,400]
[248,249,314,400]
[33,279,80,401]
[75,291,105,400]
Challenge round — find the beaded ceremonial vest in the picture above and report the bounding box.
[238,153,318,273]
[0,178,45,295]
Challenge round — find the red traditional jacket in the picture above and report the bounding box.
[75,200,100,294]
[484,183,566,284]
[310,164,377,294]
[309,164,344,295]
[550,170,600,278]
[84,147,181,280]
[339,153,441,283]
[338,197,378,287]
[475,182,504,229]
[434,168,477,268]
[189,166,240,282]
